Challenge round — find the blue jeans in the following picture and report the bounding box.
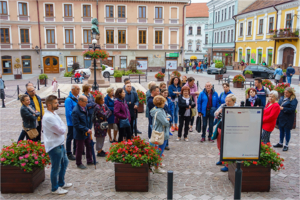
[150,140,168,158]
[18,130,28,141]
[279,126,291,146]
[173,102,179,124]
[287,76,292,85]
[79,77,84,83]
[202,111,214,138]
[48,145,69,192]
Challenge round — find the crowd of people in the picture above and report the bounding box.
[17,73,298,193]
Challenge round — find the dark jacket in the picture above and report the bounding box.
[197,88,219,117]
[20,105,38,129]
[27,93,43,121]
[72,104,89,140]
[147,96,155,125]
[123,85,136,93]
[163,98,174,123]
[245,97,262,107]
[277,97,298,130]
[178,95,196,117]
[83,93,96,116]
[286,67,295,77]
[104,95,115,124]
[124,89,139,118]
[93,104,112,137]
[114,98,131,124]
[168,84,181,101]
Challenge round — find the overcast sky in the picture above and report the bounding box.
[191,0,210,2]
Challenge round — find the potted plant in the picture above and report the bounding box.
[279,28,284,32]
[137,90,146,113]
[262,79,275,91]
[228,142,284,192]
[82,49,109,60]
[215,62,224,80]
[155,71,165,81]
[171,70,181,78]
[90,90,103,98]
[232,74,245,88]
[14,58,22,79]
[106,136,162,192]
[0,140,51,193]
[274,83,290,97]
[39,74,48,85]
[294,30,299,36]
[114,71,123,83]
[244,70,253,78]
[270,29,274,33]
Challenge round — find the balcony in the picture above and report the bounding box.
[269,28,299,41]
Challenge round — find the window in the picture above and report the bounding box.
[188,43,192,51]
[83,30,91,44]
[45,4,53,17]
[248,21,252,35]
[240,23,243,36]
[228,30,230,42]
[188,26,192,35]
[64,4,72,17]
[239,49,242,62]
[217,32,219,43]
[118,6,125,18]
[205,34,208,44]
[221,10,223,21]
[0,1,7,15]
[232,5,234,17]
[220,32,223,43]
[196,43,200,51]
[171,8,177,19]
[269,17,274,32]
[106,30,114,44]
[215,12,217,22]
[1,28,9,43]
[83,5,91,17]
[224,8,226,20]
[18,2,27,16]
[218,11,220,22]
[286,14,292,28]
[267,49,272,66]
[197,26,201,35]
[223,31,226,43]
[155,31,162,44]
[46,29,55,44]
[231,30,233,42]
[22,56,31,74]
[106,6,113,18]
[258,19,263,34]
[118,30,126,44]
[155,7,162,19]
[214,33,217,43]
[20,29,29,43]
[258,49,262,64]
[139,6,146,18]
[247,49,250,63]
[65,29,73,44]
[228,7,231,19]
[2,56,12,74]
[139,30,146,44]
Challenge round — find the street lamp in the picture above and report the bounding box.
[91,31,100,91]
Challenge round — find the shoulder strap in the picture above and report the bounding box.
[153,112,158,127]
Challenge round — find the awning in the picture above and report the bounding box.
[190,56,197,60]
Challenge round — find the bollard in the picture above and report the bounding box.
[37,79,40,90]
[58,89,61,98]
[139,74,141,84]
[167,171,173,200]
[234,162,243,200]
[108,75,110,82]
[17,85,20,100]
[44,78,47,87]
[197,81,199,89]
[71,77,73,84]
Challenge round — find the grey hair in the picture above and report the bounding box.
[71,85,77,90]
[78,95,86,102]
[205,81,212,86]
[147,81,156,89]
[269,90,278,99]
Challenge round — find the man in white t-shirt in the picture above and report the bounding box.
[42,95,73,195]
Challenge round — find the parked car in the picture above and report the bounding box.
[207,64,227,74]
[75,65,114,78]
[243,65,275,79]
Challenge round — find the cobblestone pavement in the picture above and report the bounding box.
[0,72,299,200]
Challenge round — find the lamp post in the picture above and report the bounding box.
[92,31,100,91]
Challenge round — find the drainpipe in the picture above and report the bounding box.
[211,5,215,65]
[96,0,99,20]
[232,15,237,66]
[182,0,191,65]
[273,5,278,66]
[36,0,43,73]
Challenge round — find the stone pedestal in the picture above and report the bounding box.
[87,59,110,88]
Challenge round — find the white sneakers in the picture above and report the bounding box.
[52,183,73,195]
[153,168,166,174]
[184,138,189,142]
[159,163,166,168]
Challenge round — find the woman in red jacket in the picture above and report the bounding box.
[262,91,280,144]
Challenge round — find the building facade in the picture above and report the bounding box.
[234,0,299,72]
[203,0,256,66]
[0,0,189,75]
[184,3,208,63]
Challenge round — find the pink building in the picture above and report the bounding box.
[0,0,189,75]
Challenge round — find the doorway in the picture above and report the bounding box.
[43,56,59,73]
[282,48,294,69]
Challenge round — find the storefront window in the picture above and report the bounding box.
[239,49,242,62]
[267,49,272,66]
[1,56,12,74]
[258,49,262,64]
[22,56,31,74]
[120,56,127,69]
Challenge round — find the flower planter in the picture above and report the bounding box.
[245,74,253,78]
[14,74,22,79]
[156,78,164,81]
[215,74,223,80]
[1,165,45,193]
[228,163,270,192]
[137,103,144,113]
[39,79,47,85]
[115,163,150,192]
[115,77,122,83]
[233,82,244,88]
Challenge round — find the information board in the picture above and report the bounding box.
[220,107,263,161]
[137,60,147,69]
[166,60,177,69]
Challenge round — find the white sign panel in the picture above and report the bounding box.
[137,60,147,69]
[120,59,127,69]
[67,57,74,67]
[221,107,263,161]
[166,60,177,69]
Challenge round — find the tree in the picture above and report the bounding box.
[127,60,140,73]
[72,62,80,74]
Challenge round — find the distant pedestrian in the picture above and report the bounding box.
[104,87,118,143]
[74,72,81,83]
[146,81,156,118]
[0,74,5,108]
[254,78,270,107]
[274,66,283,85]
[79,71,85,84]
[168,77,182,132]
[52,77,58,93]
[286,64,295,85]
[184,77,199,132]
[245,88,262,107]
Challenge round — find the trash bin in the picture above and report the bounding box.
[161,68,166,74]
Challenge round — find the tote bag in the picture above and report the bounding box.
[120,102,130,128]
[150,112,165,145]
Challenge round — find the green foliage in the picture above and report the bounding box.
[232,74,245,83]
[283,69,287,72]
[39,74,48,80]
[244,70,253,75]
[124,70,144,75]
[102,65,106,71]
[114,71,123,78]
[64,72,73,77]
[215,62,224,69]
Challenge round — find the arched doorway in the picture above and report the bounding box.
[43,56,59,73]
[282,48,294,69]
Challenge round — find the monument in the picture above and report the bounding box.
[86,18,110,88]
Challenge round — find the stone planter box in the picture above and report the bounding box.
[115,77,122,83]
[115,163,150,192]
[233,82,244,88]
[1,165,45,193]
[245,74,253,78]
[215,74,223,80]
[14,74,22,79]
[156,78,164,81]
[228,163,270,192]
[39,79,47,85]
[137,103,144,113]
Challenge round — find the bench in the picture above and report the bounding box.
[71,75,90,84]
[129,74,147,83]
[242,79,255,89]
[219,75,229,84]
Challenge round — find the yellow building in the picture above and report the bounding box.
[234,0,299,73]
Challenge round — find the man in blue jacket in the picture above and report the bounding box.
[72,95,94,169]
[65,85,80,160]
[124,83,139,137]
[286,64,295,85]
[197,82,218,142]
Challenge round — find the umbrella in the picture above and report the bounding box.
[190,56,197,60]
[89,134,97,169]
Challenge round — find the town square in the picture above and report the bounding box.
[0,0,300,199]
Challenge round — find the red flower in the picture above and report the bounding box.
[253,161,257,165]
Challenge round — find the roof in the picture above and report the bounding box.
[186,3,209,18]
[238,0,295,15]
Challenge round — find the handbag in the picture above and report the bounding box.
[211,119,221,140]
[100,121,109,130]
[196,116,202,133]
[23,126,39,139]
[120,102,130,128]
[189,96,197,117]
[150,112,165,145]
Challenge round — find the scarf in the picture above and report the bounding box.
[249,95,257,106]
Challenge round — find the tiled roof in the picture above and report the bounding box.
[186,3,209,18]
[238,0,295,15]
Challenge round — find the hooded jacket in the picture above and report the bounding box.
[150,107,170,141]
[197,88,218,117]
[65,91,78,126]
